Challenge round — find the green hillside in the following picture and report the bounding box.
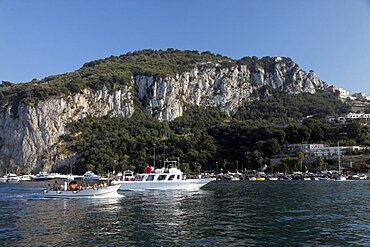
[58,92,368,175]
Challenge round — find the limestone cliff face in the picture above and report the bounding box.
[0,57,325,172]
[0,86,134,173]
[136,59,325,121]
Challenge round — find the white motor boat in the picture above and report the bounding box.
[111,166,214,191]
[34,172,55,181]
[359,174,367,180]
[0,176,7,182]
[53,173,83,181]
[7,173,20,183]
[335,174,347,181]
[83,171,102,180]
[19,174,33,181]
[44,181,120,198]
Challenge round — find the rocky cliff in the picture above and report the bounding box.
[0,50,326,172]
[0,86,133,173]
[136,58,325,120]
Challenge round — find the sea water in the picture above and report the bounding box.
[0,180,369,246]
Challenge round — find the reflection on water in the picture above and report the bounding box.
[0,181,369,246]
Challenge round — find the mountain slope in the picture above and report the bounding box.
[0,49,328,172]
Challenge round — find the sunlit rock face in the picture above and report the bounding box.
[0,86,134,172]
[0,57,325,172]
[135,59,325,121]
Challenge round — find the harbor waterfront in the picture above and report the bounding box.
[0,180,369,246]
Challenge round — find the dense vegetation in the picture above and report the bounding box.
[59,92,368,175]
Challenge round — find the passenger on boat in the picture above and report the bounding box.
[45,184,52,191]
[53,180,61,191]
[144,166,154,174]
[69,181,78,191]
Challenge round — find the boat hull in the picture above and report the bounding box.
[44,185,120,198]
[112,178,214,191]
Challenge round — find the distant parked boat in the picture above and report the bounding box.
[318,177,334,181]
[7,174,20,183]
[335,174,347,181]
[359,174,367,180]
[19,174,33,181]
[0,176,7,182]
[83,171,102,180]
[34,172,55,181]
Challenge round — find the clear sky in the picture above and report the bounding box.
[1,0,370,94]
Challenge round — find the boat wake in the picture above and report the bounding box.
[93,192,124,199]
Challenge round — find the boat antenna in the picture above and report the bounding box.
[153,143,156,170]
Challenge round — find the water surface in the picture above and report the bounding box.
[0,180,369,246]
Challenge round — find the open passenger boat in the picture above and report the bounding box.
[44,180,120,198]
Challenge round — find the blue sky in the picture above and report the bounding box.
[1,0,370,94]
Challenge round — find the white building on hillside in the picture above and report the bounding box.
[345,112,370,120]
[338,87,350,99]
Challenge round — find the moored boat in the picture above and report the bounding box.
[335,174,347,181]
[83,171,101,179]
[0,176,7,182]
[34,172,55,181]
[7,173,20,183]
[19,174,33,181]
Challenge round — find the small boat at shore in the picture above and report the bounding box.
[44,181,120,198]
[7,173,20,183]
[19,174,33,181]
[112,163,214,191]
[83,171,103,181]
[0,176,7,182]
[34,172,55,181]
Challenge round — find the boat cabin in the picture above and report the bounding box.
[136,167,184,182]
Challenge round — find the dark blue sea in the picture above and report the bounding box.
[0,180,369,246]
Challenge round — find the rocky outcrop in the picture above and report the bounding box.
[0,86,134,173]
[0,56,326,172]
[136,58,325,120]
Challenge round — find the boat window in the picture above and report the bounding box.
[158,175,167,181]
[177,175,180,180]
[136,175,144,181]
[168,175,175,181]
[146,175,155,181]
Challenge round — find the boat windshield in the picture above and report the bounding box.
[146,175,155,181]
[158,175,167,181]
